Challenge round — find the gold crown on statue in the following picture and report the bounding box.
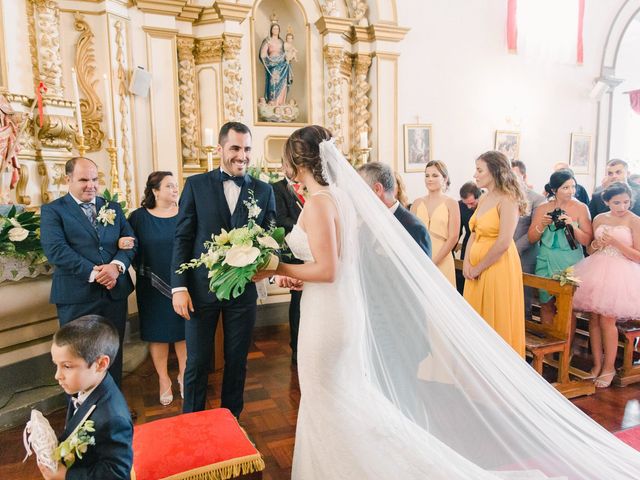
[270,12,279,24]
[287,25,294,35]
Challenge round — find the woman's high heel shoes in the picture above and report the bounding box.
[177,377,184,399]
[160,383,173,406]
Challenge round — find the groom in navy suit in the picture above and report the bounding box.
[40,157,135,387]
[171,122,276,416]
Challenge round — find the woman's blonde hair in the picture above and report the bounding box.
[394,172,409,208]
[477,151,526,214]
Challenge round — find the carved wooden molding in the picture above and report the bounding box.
[115,20,133,207]
[177,36,199,165]
[351,53,372,154]
[74,12,104,152]
[222,33,244,122]
[324,45,345,149]
[38,114,75,150]
[31,0,64,99]
[195,37,223,64]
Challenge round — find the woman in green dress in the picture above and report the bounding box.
[528,170,592,338]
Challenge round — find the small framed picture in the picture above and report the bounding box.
[569,133,591,174]
[404,124,432,173]
[494,130,520,162]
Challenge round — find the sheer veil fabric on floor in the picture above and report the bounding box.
[287,139,640,479]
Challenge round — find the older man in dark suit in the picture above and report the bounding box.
[171,122,276,417]
[40,157,135,386]
[358,162,432,257]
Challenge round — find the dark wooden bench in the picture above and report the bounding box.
[454,259,595,398]
[614,320,640,386]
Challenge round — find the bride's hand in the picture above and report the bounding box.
[276,275,303,290]
[252,270,275,282]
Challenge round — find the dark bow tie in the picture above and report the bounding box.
[221,171,245,187]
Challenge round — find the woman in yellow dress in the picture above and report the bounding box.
[463,151,526,356]
[411,160,460,286]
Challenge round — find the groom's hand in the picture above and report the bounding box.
[173,290,194,320]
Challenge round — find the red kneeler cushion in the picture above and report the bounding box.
[131,408,265,480]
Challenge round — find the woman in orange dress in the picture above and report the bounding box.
[411,160,460,286]
[463,151,526,356]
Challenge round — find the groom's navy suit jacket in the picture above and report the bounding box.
[40,194,135,305]
[62,373,133,480]
[171,169,276,306]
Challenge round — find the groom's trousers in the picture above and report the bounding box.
[183,301,257,417]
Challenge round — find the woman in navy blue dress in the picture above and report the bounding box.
[125,171,185,406]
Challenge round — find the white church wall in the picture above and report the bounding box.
[396,0,626,202]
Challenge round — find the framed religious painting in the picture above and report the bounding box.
[250,0,311,126]
[494,130,520,162]
[404,124,432,173]
[569,133,591,174]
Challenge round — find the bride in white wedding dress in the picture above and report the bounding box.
[255,125,640,479]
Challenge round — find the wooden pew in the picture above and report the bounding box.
[614,320,640,386]
[454,259,595,398]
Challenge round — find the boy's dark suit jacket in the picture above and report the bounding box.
[171,169,276,306]
[40,195,135,305]
[62,373,133,480]
[272,178,302,234]
[393,204,432,258]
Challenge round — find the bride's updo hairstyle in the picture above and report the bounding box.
[477,150,527,214]
[283,125,333,186]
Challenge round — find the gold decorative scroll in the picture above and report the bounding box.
[37,114,75,150]
[31,0,64,98]
[222,33,244,122]
[16,165,31,205]
[74,12,104,152]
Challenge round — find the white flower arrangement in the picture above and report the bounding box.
[96,205,116,226]
[177,190,284,300]
[53,419,96,468]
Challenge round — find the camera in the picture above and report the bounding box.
[547,208,566,229]
[546,208,578,250]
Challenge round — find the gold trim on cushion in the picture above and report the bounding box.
[131,454,265,480]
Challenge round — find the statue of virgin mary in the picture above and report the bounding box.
[259,21,293,106]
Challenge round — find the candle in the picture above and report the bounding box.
[359,131,368,149]
[71,68,83,137]
[103,74,114,140]
[204,128,214,146]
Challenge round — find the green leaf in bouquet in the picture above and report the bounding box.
[270,226,285,245]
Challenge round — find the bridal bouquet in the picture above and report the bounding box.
[177,190,285,300]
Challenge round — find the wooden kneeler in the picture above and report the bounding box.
[614,320,640,387]
[131,409,264,480]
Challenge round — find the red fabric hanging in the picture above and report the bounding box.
[507,0,518,53]
[36,82,47,127]
[577,0,585,64]
[628,90,640,115]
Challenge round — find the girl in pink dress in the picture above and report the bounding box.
[573,182,640,388]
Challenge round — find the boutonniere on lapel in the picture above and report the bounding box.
[96,205,116,227]
[243,189,262,220]
[54,419,96,468]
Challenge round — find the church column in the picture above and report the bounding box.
[352,53,372,156]
[324,45,345,150]
[177,36,200,167]
[221,33,244,123]
[29,0,64,98]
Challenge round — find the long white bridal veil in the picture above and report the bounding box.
[318,139,640,479]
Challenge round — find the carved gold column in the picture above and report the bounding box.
[177,37,199,166]
[30,0,64,99]
[114,21,133,207]
[221,33,244,122]
[324,45,344,149]
[195,37,223,65]
[74,12,104,152]
[352,53,372,155]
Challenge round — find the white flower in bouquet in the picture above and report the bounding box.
[224,245,261,267]
[257,235,279,250]
[9,218,21,228]
[201,250,221,269]
[228,227,253,246]
[8,227,29,242]
[214,229,230,246]
[247,204,262,219]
